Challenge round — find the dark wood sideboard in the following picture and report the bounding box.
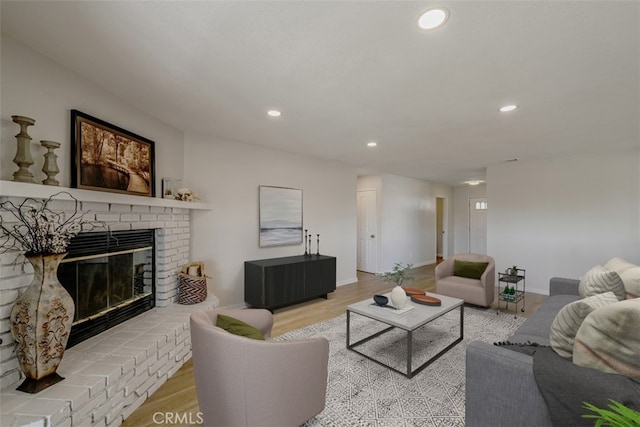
[244,255,337,310]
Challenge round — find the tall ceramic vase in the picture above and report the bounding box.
[10,253,75,393]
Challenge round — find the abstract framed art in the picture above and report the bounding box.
[71,110,155,197]
[259,186,303,247]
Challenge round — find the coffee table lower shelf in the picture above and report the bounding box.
[346,305,464,379]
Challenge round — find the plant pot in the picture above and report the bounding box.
[10,253,75,393]
[390,285,408,309]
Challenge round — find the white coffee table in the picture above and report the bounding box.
[346,292,464,378]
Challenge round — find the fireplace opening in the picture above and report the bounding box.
[57,229,155,348]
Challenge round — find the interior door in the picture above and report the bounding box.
[357,190,377,273]
[469,197,487,254]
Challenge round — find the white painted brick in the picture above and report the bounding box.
[163,234,177,243]
[92,397,112,423]
[108,223,132,231]
[0,289,19,305]
[71,414,93,427]
[37,384,91,411]
[12,398,70,426]
[121,393,147,421]
[6,415,46,427]
[79,364,122,387]
[53,415,72,427]
[140,214,156,221]
[95,213,120,222]
[0,276,30,291]
[0,370,20,390]
[164,221,178,228]
[105,395,126,425]
[120,214,140,222]
[131,205,150,213]
[157,214,172,221]
[148,354,169,376]
[134,374,158,398]
[81,202,109,212]
[59,375,106,398]
[109,204,131,213]
[149,221,165,229]
[149,206,166,213]
[44,199,77,212]
[131,222,151,230]
[178,221,190,227]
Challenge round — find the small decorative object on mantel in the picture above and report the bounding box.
[316,234,320,256]
[0,192,107,393]
[304,229,309,256]
[162,177,175,199]
[176,187,199,202]
[11,115,37,184]
[40,140,61,186]
[178,261,209,304]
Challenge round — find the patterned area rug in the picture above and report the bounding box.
[277,306,524,426]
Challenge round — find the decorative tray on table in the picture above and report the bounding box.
[402,287,425,296]
[410,295,442,306]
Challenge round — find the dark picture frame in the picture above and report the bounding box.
[71,110,155,197]
[259,186,303,247]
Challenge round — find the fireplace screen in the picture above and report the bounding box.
[59,248,152,321]
[57,229,155,347]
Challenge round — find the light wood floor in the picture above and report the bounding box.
[122,263,546,426]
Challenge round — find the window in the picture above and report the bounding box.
[475,201,487,210]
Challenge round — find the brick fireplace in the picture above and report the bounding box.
[0,181,217,426]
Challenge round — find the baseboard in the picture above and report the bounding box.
[337,277,358,287]
[412,260,436,268]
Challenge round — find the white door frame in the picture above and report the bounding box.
[436,197,448,258]
[357,189,378,273]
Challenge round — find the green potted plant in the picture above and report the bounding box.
[378,263,414,309]
[510,265,519,276]
[377,262,414,287]
[582,399,640,426]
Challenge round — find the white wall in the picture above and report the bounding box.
[1,35,185,188]
[487,149,639,295]
[184,133,358,306]
[357,174,453,273]
[453,183,487,254]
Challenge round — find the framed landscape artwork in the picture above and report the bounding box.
[259,186,303,247]
[71,110,155,197]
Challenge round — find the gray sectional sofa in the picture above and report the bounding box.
[465,277,639,426]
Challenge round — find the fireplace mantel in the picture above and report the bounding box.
[0,180,212,210]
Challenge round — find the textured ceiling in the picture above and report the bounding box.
[2,1,638,185]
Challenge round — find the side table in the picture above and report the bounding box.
[497,268,525,317]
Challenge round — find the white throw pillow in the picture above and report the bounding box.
[550,292,619,358]
[574,298,640,379]
[603,257,636,273]
[578,265,626,301]
[618,267,640,298]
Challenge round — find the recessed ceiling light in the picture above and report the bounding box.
[367,141,378,147]
[418,8,449,30]
[267,110,282,117]
[467,180,482,186]
[499,105,518,113]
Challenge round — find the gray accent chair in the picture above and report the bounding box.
[190,308,329,427]
[435,253,495,307]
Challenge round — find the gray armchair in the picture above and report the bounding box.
[435,253,495,307]
[190,308,329,427]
